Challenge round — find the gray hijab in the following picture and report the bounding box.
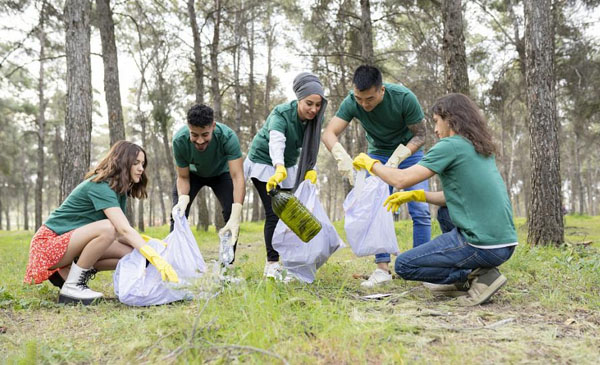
[292,72,328,190]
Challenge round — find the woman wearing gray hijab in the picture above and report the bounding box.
[244,72,328,281]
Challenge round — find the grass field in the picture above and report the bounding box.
[1,216,599,364]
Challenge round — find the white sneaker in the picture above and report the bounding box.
[263,262,283,280]
[360,268,392,288]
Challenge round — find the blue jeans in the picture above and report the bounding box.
[369,151,431,264]
[394,207,515,283]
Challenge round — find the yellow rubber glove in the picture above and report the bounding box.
[139,245,179,283]
[266,165,287,192]
[352,153,381,174]
[304,169,317,184]
[383,190,427,212]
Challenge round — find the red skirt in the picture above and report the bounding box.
[24,225,73,285]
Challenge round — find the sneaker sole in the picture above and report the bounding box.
[58,294,103,306]
[461,275,507,306]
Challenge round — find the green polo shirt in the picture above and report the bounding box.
[336,83,424,156]
[172,123,242,177]
[248,100,307,167]
[45,179,127,235]
[418,135,517,246]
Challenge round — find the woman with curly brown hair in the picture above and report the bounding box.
[24,141,178,305]
[353,93,517,306]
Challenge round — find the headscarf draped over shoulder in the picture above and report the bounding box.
[292,72,328,190]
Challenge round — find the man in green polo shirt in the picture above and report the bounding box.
[171,104,245,263]
[352,93,517,306]
[322,64,430,287]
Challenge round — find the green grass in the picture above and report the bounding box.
[1,216,599,363]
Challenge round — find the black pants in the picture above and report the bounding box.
[170,172,233,232]
[251,178,291,262]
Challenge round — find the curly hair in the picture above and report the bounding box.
[84,140,148,199]
[431,93,497,157]
[187,104,214,127]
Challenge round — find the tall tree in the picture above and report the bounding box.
[34,0,47,230]
[96,0,125,145]
[524,0,563,245]
[359,0,374,65]
[442,0,469,94]
[61,0,92,200]
[210,0,222,121]
[187,0,210,231]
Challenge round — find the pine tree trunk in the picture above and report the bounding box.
[442,0,469,94]
[61,0,92,201]
[35,1,47,231]
[359,0,375,65]
[210,0,222,121]
[23,184,29,230]
[264,9,274,116]
[233,4,243,134]
[187,0,205,105]
[96,0,125,146]
[152,136,167,225]
[525,0,563,245]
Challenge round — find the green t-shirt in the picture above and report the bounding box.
[336,83,424,156]
[45,179,127,235]
[248,100,307,167]
[172,123,242,177]
[418,135,517,246]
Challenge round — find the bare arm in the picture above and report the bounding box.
[425,191,446,206]
[406,120,426,154]
[322,116,350,151]
[371,163,435,190]
[104,207,146,249]
[228,157,245,204]
[176,166,191,195]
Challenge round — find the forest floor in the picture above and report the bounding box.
[1,216,599,364]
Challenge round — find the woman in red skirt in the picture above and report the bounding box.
[24,141,178,305]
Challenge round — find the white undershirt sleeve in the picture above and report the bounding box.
[269,130,286,167]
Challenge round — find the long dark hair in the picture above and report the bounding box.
[84,140,148,199]
[431,93,496,157]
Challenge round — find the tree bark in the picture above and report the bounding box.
[137,113,147,231]
[524,0,563,245]
[359,0,375,65]
[61,0,92,201]
[264,8,274,117]
[210,0,222,121]
[151,135,167,225]
[188,0,205,105]
[35,1,47,230]
[187,0,209,231]
[247,9,260,222]
[96,0,125,146]
[442,0,469,95]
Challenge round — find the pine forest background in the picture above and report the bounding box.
[0,0,599,245]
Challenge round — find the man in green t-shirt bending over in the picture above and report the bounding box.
[322,65,430,287]
[352,93,517,306]
[171,104,245,263]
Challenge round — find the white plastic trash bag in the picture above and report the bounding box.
[114,215,206,306]
[343,170,399,257]
[272,180,344,283]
